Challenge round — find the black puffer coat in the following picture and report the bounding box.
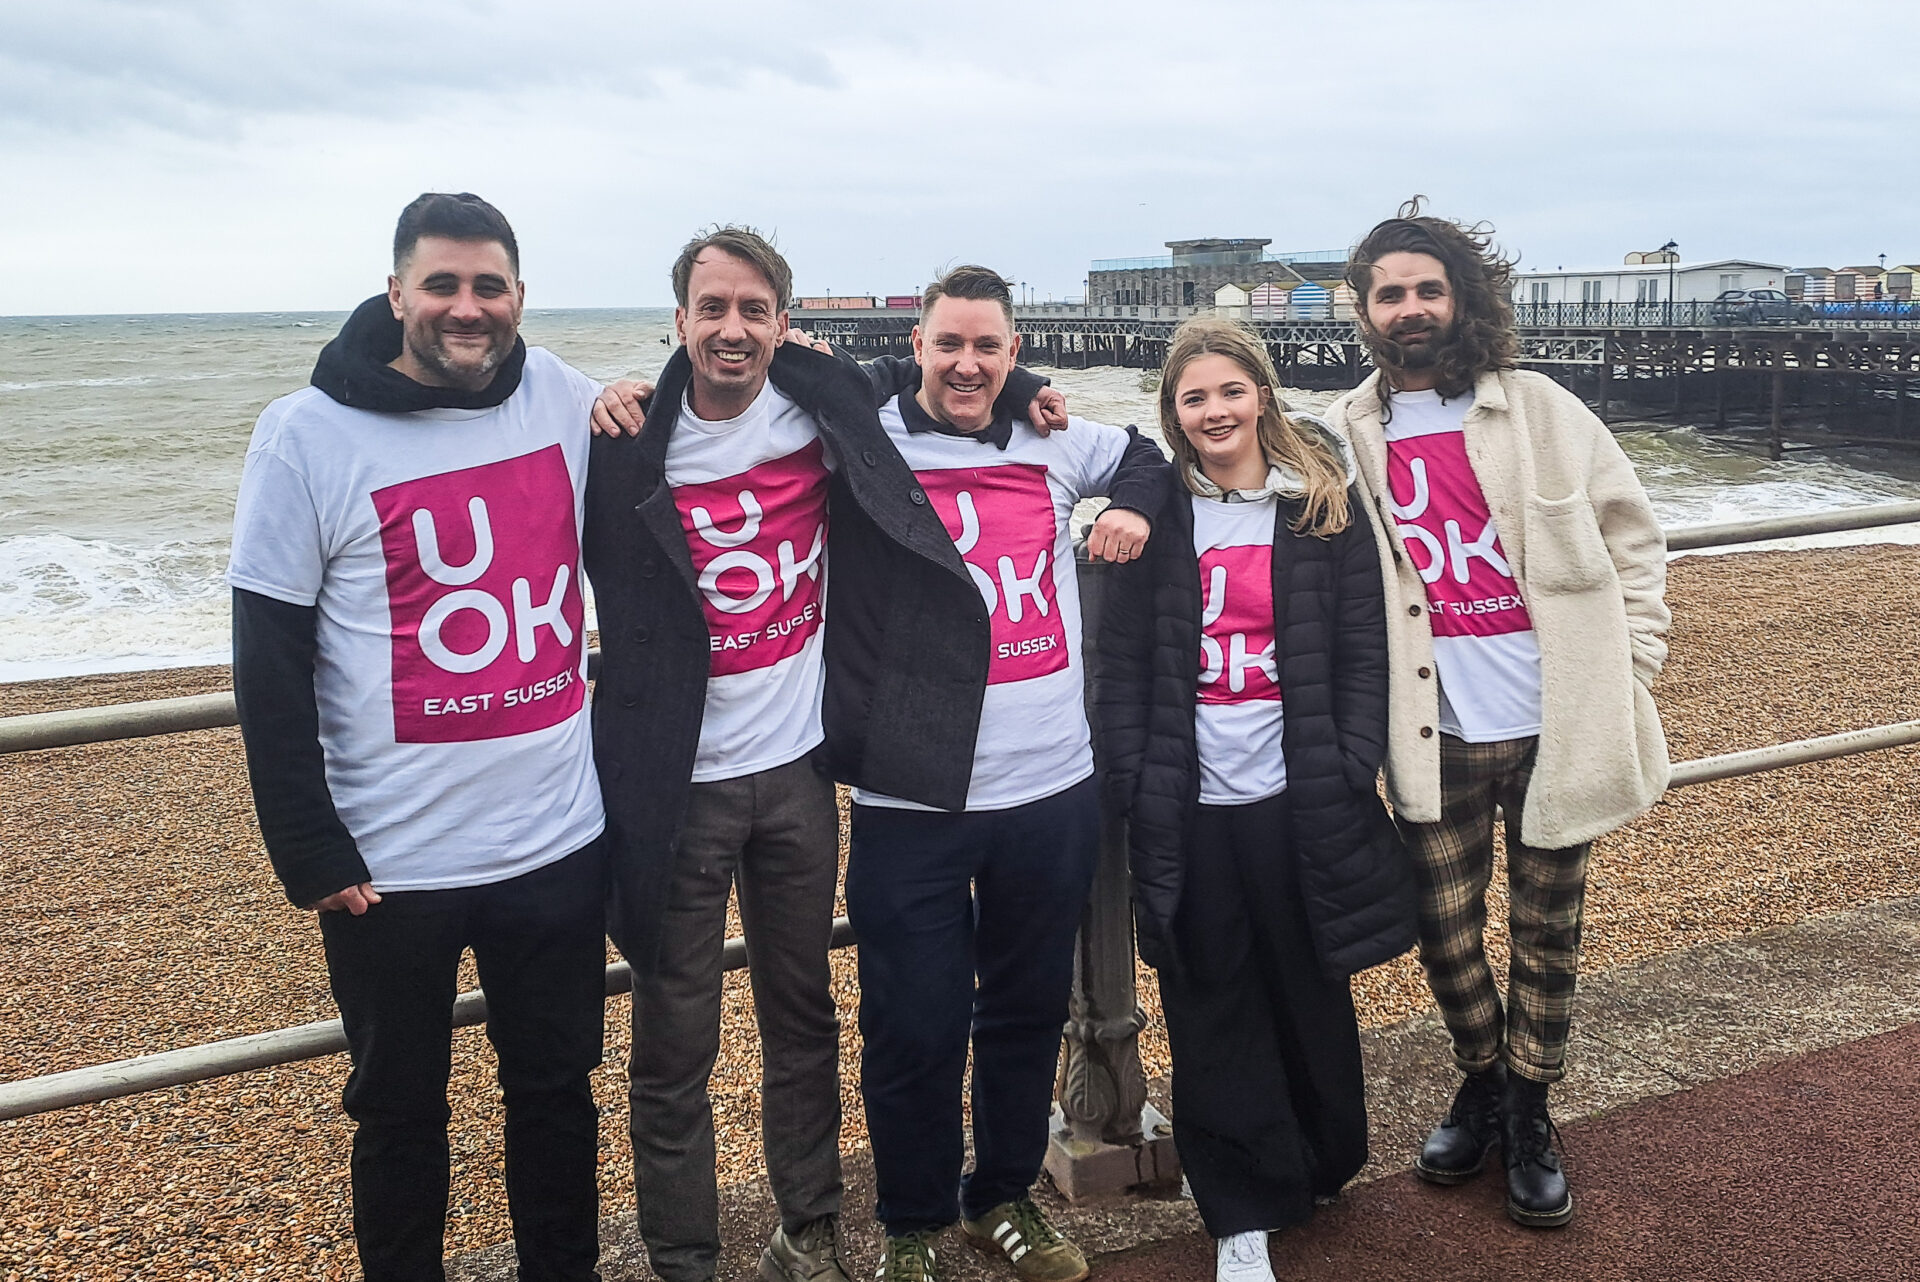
[1094,481,1417,980]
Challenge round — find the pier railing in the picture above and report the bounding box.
[5,500,1920,1157]
[1514,299,1920,330]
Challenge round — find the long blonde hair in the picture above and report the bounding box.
[1157,317,1351,536]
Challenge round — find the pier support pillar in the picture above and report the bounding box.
[1715,364,1727,429]
[1049,558,1181,1203]
[1596,345,1611,423]
[1770,369,1785,461]
[1896,376,1907,437]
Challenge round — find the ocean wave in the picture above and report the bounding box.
[0,534,233,680]
[0,372,245,393]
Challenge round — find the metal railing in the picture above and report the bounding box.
[1514,299,1920,330]
[4,499,1920,1125]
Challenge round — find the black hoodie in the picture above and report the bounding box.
[232,296,531,907]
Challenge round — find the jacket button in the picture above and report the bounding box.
[639,560,659,578]
[1408,604,1423,617]
[630,626,650,643]
[1420,726,1434,738]
[621,694,637,708]
[1418,666,1432,679]
[910,487,928,505]
[862,450,878,466]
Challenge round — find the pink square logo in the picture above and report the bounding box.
[916,462,1069,685]
[1386,431,1535,639]
[1197,544,1280,704]
[372,445,586,743]
[674,439,831,677]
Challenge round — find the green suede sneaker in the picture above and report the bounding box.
[960,1199,1088,1282]
[761,1213,852,1282]
[875,1229,942,1282]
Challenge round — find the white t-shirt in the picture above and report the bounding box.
[666,381,835,782]
[226,347,606,891]
[1191,494,1286,805]
[1382,389,1543,742]
[852,401,1133,812]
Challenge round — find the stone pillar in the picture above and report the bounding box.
[1047,555,1180,1201]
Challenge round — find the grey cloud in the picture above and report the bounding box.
[0,0,852,137]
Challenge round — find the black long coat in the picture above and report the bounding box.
[1094,482,1417,979]
[582,344,983,973]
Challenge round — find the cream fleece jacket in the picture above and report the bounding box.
[1324,367,1671,849]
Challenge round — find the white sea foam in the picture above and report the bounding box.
[0,534,233,681]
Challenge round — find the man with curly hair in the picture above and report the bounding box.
[1323,200,1672,1229]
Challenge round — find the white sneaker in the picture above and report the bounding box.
[1215,1230,1275,1282]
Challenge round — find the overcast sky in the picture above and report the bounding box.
[3,0,1915,315]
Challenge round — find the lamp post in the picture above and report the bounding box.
[1659,240,1678,326]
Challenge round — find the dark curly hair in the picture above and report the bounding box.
[1345,197,1517,397]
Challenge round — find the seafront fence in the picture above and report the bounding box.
[5,500,1920,1168]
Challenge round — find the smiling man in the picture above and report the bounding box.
[840,265,1169,1282]
[582,229,1068,1282]
[1325,200,1671,1231]
[228,192,607,1282]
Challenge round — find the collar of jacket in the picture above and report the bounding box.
[310,293,527,412]
[895,379,1016,449]
[630,343,973,580]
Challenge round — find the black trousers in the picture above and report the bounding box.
[1158,793,1368,1238]
[319,837,608,1282]
[846,776,1101,1234]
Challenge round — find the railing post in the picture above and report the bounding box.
[1046,555,1180,1201]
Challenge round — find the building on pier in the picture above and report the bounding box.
[1088,238,1345,309]
[1513,258,1789,306]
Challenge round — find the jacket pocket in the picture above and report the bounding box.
[1524,489,1613,595]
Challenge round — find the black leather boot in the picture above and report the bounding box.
[1501,1073,1573,1227]
[1414,1063,1506,1184]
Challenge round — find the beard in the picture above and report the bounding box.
[1365,317,1453,375]
[404,318,516,391]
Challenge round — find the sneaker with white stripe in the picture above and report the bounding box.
[960,1198,1088,1282]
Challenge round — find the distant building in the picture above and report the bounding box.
[794,295,878,310]
[1088,238,1345,310]
[1511,258,1789,306]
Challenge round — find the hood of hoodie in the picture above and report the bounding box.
[310,293,527,413]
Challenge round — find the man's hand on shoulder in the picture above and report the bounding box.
[787,327,833,355]
[1086,507,1150,562]
[308,882,382,915]
[591,379,655,437]
[1030,386,1068,436]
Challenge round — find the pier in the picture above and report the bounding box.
[791,300,1920,457]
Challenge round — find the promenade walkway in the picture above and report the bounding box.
[450,894,1920,1282]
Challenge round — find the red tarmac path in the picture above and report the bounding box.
[1091,1021,1920,1282]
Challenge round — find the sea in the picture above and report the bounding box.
[6,309,1920,684]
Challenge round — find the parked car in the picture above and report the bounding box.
[1710,288,1814,325]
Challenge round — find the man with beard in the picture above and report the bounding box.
[229,192,607,1282]
[1323,200,1670,1229]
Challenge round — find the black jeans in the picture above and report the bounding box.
[1159,794,1367,1237]
[319,837,608,1282]
[846,776,1100,1234]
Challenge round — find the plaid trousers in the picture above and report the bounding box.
[1403,734,1591,1084]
